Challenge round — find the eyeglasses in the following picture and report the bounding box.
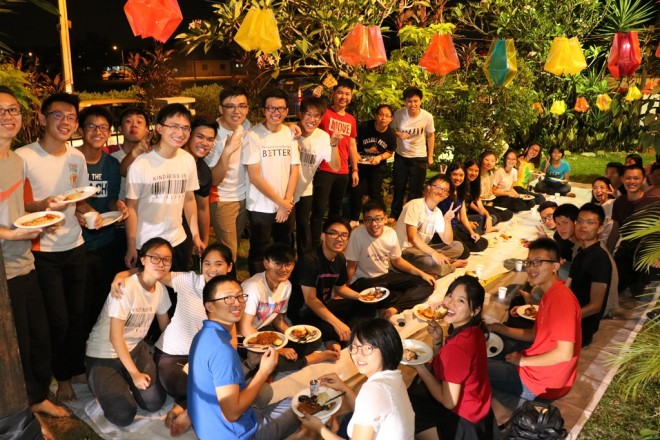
[84,124,110,133]
[161,123,192,133]
[46,111,77,123]
[0,107,21,117]
[375,112,392,118]
[268,260,294,270]
[208,294,249,305]
[324,230,349,240]
[221,104,249,112]
[364,216,385,224]
[264,106,287,114]
[540,215,554,222]
[523,259,558,268]
[576,219,599,226]
[145,254,173,266]
[348,343,375,356]
[431,184,450,194]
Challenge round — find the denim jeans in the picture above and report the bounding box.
[487,359,537,401]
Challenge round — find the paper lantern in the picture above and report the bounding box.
[532,102,544,114]
[596,94,612,111]
[550,100,567,115]
[625,86,642,101]
[656,41,660,58]
[234,8,282,53]
[419,34,460,75]
[608,32,642,78]
[337,24,387,68]
[642,80,657,95]
[483,39,518,86]
[544,37,587,76]
[573,97,590,112]
[124,0,183,43]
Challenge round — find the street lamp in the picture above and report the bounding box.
[112,45,125,67]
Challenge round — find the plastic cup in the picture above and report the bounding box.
[84,212,98,229]
[515,260,523,272]
[475,264,484,279]
[498,287,507,299]
[554,193,560,200]
[403,309,413,322]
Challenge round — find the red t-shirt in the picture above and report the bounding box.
[519,280,582,399]
[318,108,356,174]
[433,326,491,424]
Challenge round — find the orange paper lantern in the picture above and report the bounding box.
[544,37,587,76]
[124,0,183,43]
[608,32,642,78]
[656,41,660,58]
[532,102,544,114]
[573,97,590,112]
[596,94,612,111]
[337,24,387,68]
[419,34,460,75]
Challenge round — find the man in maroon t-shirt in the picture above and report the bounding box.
[310,79,360,246]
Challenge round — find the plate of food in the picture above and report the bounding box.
[243,331,287,352]
[14,211,65,229]
[292,388,343,423]
[413,304,448,321]
[486,332,504,358]
[100,211,123,228]
[480,194,496,202]
[517,304,539,321]
[519,194,535,201]
[285,325,321,344]
[57,186,100,204]
[401,339,433,366]
[358,287,390,303]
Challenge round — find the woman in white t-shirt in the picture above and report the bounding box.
[299,318,415,440]
[85,237,173,427]
[491,149,533,213]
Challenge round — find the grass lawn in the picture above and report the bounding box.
[552,151,655,184]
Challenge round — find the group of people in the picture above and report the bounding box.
[1,79,658,440]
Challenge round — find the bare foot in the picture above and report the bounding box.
[56,380,77,402]
[165,403,184,429]
[325,341,341,357]
[30,399,71,417]
[170,409,192,437]
[452,259,468,268]
[70,373,87,384]
[306,350,339,365]
[33,413,55,440]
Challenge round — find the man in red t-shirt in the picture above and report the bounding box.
[487,237,582,401]
[310,79,360,246]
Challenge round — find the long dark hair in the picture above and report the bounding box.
[590,176,615,204]
[445,275,487,339]
[447,162,468,202]
[520,143,542,168]
[201,243,236,279]
[464,158,481,200]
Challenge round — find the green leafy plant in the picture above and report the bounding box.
[125,45,180,114]
[181,84,223,118]
[600,0,656,34]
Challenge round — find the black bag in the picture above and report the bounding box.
[501,401,567,439]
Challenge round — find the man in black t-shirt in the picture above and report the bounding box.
[552,203,579,279]
[567,204,612,346]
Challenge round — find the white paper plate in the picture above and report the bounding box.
[242,331,288,353]
[14,211,65,229]
[413,304,446,321]
[401,339,433,366]
[518,304,539,321]
[291,388,342,423]
[486,333,504,358]
[285,325,322,344]
[100,211,123,228]
[480,194,496,201]
[520,194,534,201]
[57,186,100,203]
[358,287,390,303]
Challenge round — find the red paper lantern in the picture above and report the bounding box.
[607,32,642,78]
[124,0,183,43]
[656,41,660,58]
[419,34,460,75]
[337,24,387,69]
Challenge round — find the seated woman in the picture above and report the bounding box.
[408,275,500,440]
[513,143,545,205]
[85,237,172,426]
[394,174,468,279]
[534,147,573,196]
[349,104,396,226]
[475,154,514,223]
[492,149,534,213]
[299,318,415,440]
[442,162,488,252]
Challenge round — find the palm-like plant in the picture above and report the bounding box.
[0,0,59,52]
[599,0,656,34]
[619,201,660,272]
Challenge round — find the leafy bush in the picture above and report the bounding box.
[181,84,223,118]
[77,87,141,102]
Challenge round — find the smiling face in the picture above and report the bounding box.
[525,248,559,290]
[350,337,383,378]
[466,163,480,182]
[554,215,575,241]
[441,284,477,328]
[0,92,22,145]
[332,86,353,111]
[539,207,557,230]
[426,178,451,206]
[481,153,496,172]
[40,101,78,143]
[156,114,191,150]
[262,97,288,129]
[504,151,517,171]
[592,180,611,204]
[363,208,387,238]
[298,106,323,137]
[81,115,111,150]
[622,169,644,195]
[263,258,294,286]
[550,148,563,162]
[219,94,249,129]
[186,125,215,159]
[205,280,244,326]
[450,168,465,188]
[404,95,422,117]
[121,113,148,143]
[321,222,350,255]
[526,144,541,160]
[202,250,232,283]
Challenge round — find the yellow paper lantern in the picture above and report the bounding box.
[625,86,642,101]
[596,94,612,111]
[550,100,567,115]
[544,37,587,76]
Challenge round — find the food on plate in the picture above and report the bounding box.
[290,327,318,342]
[403,349,419,361]
[480,193,494,200]
[297,393,337,415]
[520,238,531,248]
[359,287,386,302]
[499,233,511,241]
[20,213,60,227]
[60,190,86,201]
[247,331,283,347]
[418,305,448,321]
[523,306,538,318]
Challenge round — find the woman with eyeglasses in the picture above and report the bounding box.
[85,237,174,426]
[394,174,469,279]
[408,275,500,440]
[299,318,414,439]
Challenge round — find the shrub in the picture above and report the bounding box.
[181,84,223,118]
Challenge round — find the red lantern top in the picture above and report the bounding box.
[607,32,642,78]
[419,34,460,75]
[124,0,183,43]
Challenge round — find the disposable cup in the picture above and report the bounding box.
[498,286,507,299]
[84,212,98,229]
[515,260,524,272]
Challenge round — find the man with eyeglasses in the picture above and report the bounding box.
[188,275,300,440]
[239,243,337,371]
[76,105,128,338]
[242,88,300,275]
[125,103,203,272]
[293,96,340,258]
[17,92,101,402]
[487,238,581,403]
[535,200,557,237]
[565,204,613,346]
[204,86,252,261]
[346,199,436,319]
